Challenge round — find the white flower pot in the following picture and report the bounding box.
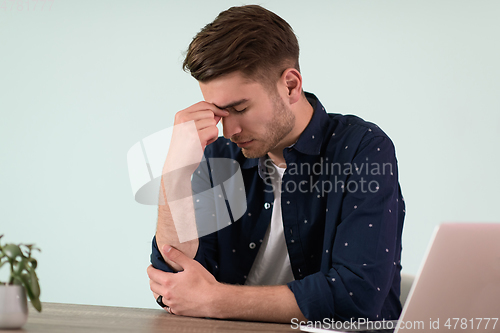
[0,285,28,329]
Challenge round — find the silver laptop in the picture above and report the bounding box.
[395,223,500,332]
[301,223,500,332]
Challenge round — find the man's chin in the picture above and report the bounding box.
[240,147,267,159]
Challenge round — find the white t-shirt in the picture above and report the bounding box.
[245,161,295,286]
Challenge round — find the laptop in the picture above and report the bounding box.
[395,223,500,332]
[300,223,500,332]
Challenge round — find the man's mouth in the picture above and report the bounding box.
[234,140,254,148]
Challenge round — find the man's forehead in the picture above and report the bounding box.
[199,73,261,106]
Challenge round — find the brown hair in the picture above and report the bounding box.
[182,5,300,89]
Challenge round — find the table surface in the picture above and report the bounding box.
[2,302,299,333]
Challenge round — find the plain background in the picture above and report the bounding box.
[1,0,499,309]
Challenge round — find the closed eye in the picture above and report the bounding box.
[234,107,247,113]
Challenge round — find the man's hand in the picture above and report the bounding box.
[174,101,229,148]
[147,245,220,317]
[163,101,229,178]
[147,245,307,322]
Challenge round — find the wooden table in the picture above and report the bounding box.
[1,303,298,332]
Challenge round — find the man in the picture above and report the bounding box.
[147,5,405,324]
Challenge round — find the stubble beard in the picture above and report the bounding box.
[240,96,295,159]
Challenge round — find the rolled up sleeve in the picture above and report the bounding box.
[150,235,209,272]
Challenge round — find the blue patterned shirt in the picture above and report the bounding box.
[151,92,405,322]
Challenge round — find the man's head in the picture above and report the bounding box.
[185,5,312,161]
[183,5,300,90]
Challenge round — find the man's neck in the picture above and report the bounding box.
[267,152,286,169]
[267,94,314,167]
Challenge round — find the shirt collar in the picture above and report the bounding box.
[291,92,329,156]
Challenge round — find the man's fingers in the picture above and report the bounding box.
[184,102,229,117]
[147,265,172,298]
[149,278,163,296]
[161,245,192,270]
[147,265,170,285]
[147,264,154,278]
[194,117,217,131]
[189,108,228,122]
[198,126,219,147]
[173,101,227,147]
[212,108,230,117]
[175,107,227,129]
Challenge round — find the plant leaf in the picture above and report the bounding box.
[31,297,42,312]
[29,269,41,298]
[20,273,41,312]
[19,274,33,297]
[14,257,27,275]
[28,257,38,269]
[2,244,24,260]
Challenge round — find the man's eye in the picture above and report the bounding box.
[235,108,247,113]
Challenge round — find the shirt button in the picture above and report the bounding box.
[249,242,256,249]
[264,202,271,209]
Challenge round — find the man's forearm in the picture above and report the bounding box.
[210,284,307,323]
[156,175,199,271]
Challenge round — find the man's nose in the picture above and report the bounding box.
[222,114,242,139]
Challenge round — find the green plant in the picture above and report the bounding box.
[0,235,42,312]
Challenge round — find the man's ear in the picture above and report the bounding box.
[281,68,303,105]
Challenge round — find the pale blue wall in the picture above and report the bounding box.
[1,0,499,309]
